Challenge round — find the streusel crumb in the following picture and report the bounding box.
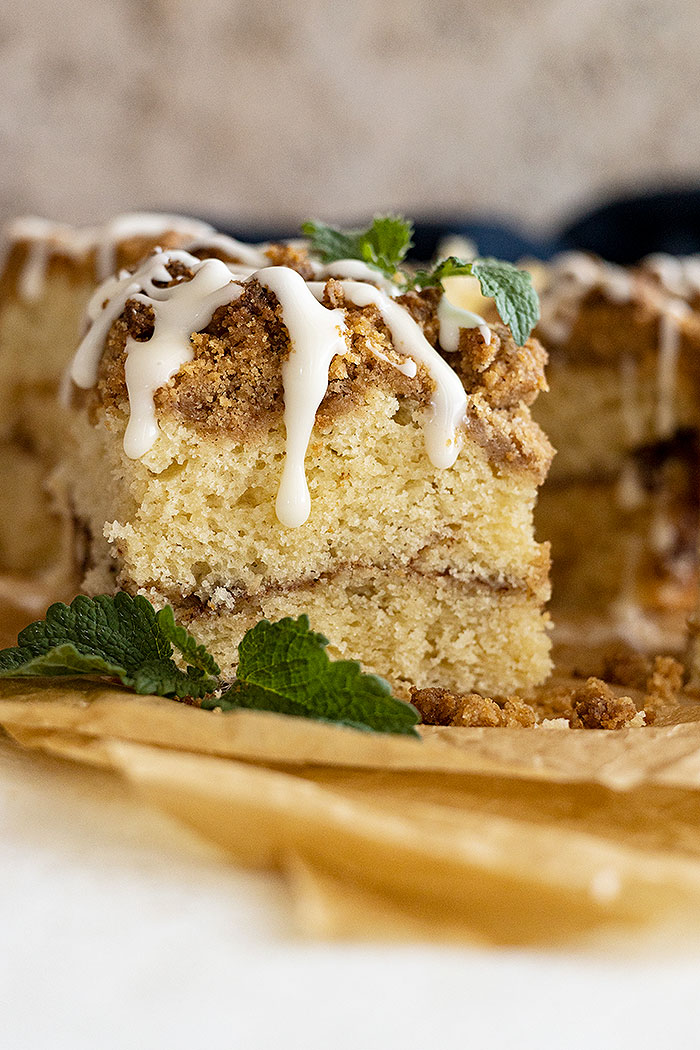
[412,674,646,730]
[570,677,639,730]
[410,686,538,728]
[643,655,684,724]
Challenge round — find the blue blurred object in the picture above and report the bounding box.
[208,215,555,263]
[557,187,700,263]
[205,186,700,264]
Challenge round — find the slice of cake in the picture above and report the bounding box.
[57,241,552,696]
[0,213,274,576]
[532,251,700,648]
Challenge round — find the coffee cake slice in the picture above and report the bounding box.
[58,243,553,697]
[533,251,700,646]
[0,213,274,575]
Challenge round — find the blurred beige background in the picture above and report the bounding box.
[0,0,698,233]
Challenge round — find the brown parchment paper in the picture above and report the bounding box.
[6,590,700,944]
[3,678,700,790]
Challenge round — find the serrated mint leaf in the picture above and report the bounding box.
[0,596,422,736]
[410,256,476,289]
[358,215,413,274]
[203,615,420,736]
[303,215,413,281]
[471,258,540,346]
[0,642,128,680]
[156,605,221,679]
[0,593,219,698]
[301,221,361,265]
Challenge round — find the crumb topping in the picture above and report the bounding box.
[262,242,315,280]
[411,687,537,728]
[446,323,549,409]
[411,670,651,730]
[570,677,638,730]
[84,261,550,476]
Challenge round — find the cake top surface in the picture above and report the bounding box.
[0,212,276,302]
[65,216,548,527]
[536,249,700,358]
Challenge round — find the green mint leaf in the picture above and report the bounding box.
[0,593,219,698]
[301,221,362,265]
[409,255,539,345]
[357,215,413,274]
[0,642,130,680]
[409,256,475,289]
[203,615,420,736]
[156,605,221,678]
[303,215,414,280]
[470,258,540,346]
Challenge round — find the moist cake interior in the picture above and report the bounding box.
[53,240,553,696]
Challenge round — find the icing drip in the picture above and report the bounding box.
[318,280,468,470]
[312,258,400,295]
[538,252,634,344]
[94,213,215,281]
[18,234,51,302]
[437,293,492,352]
[185,232,271,269]
[618,355,643,447]
[71,259,470,529]
[253,268,348,528]
[656,300,688,439]
[72,249,240,457]
[616,459,644,512]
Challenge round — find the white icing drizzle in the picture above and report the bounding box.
[71,258,471,529]
[312,258,400,295]
[641,253,700,301]
[71,249,240,457]
[185,231,271,269]
[317,280,468,470]
[124,260,240,458]
[94,213,215,281]
[0,212,216,302]
[0,217,95,302]
[253,268,348,528]
[656,299,688,439]
[437,293,492,352]
[551,251,603,290]
[538,252,634,344]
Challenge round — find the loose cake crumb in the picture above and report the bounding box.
[570,677,639,730]
[452,693,505,728]
[411,686,538,728]
[412,673,647,730]
[502,697,538,728]
[643,655,684,724]
[600,643,653,691]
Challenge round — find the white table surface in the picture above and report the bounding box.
[2,732,699,1050]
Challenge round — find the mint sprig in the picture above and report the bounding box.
[302,216,413,276]
[203,615,419,736]
[0,596,420,736]
[302,217,540,345]
[0,594,220,698]
[411,256,540,346]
